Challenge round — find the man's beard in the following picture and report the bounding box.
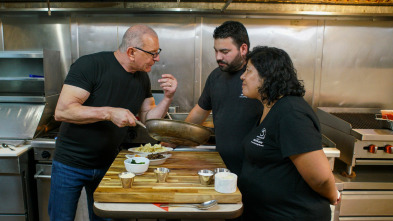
[217,53,245,73]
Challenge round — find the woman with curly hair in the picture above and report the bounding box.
[239,46,340,220]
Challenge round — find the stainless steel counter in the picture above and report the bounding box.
[334,161,393,190]
[333,160,393,219]
[0,144,31,157]
[94,202,243,220]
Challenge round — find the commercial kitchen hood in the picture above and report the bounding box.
[0,0,392,17]
[3,0,393,6]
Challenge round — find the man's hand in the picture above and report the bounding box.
[108,108,137,128]
[158,74,177,99]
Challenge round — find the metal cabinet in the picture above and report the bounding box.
[334,161,393,221]
[340,191,393,219]
[0,150,37,221]
[35,164,88,221]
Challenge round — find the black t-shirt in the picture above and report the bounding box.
[54,52,152,169]
[238,96,331,221]
[198,66,263,175]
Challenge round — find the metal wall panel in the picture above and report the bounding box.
[248,19,319,106]
[1,14,392,112]
[76,15,196,112]
[1,16,71,81]
[76,16,118,58]
[320,20,393,109]
[117,16,196,112]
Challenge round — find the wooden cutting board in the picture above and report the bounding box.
[94,151,242,204]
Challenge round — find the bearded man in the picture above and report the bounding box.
[185,21,263,175]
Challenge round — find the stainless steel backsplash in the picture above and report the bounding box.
[1,14,392,112]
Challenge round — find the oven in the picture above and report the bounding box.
[32,130,88,221]
[317,107,393,220]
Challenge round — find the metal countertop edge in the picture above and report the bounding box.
[93,202,243,219]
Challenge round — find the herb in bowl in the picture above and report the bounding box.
[131,159,145,164]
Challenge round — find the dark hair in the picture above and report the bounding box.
[213,21,250,50]
[247,46,305,105]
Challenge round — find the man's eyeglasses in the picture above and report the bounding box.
[134,47,161,58]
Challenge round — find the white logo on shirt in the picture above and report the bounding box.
[239,93,248,99]
[251,128,266,147]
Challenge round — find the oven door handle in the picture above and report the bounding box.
[34,169,51,179]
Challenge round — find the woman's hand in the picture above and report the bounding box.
[331,190,341,205]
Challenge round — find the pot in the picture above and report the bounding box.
[140,119,213,146]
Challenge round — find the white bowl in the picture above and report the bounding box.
[124,157,150,175]
[126,153,171,166]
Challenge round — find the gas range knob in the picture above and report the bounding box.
[368,145,377,154]
[385,145,392,154]
[41,151,51,159]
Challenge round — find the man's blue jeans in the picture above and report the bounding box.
[49,160,111,221]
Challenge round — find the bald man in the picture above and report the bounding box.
[49,25,177,221]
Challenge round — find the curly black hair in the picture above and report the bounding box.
[247,46,305,105]
[213,21,250,50]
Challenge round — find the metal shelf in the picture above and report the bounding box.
[0,51,43,58]
[0,77,44,81]
[0,96,46,103]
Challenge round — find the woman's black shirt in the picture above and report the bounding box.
[239,96,331,221]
